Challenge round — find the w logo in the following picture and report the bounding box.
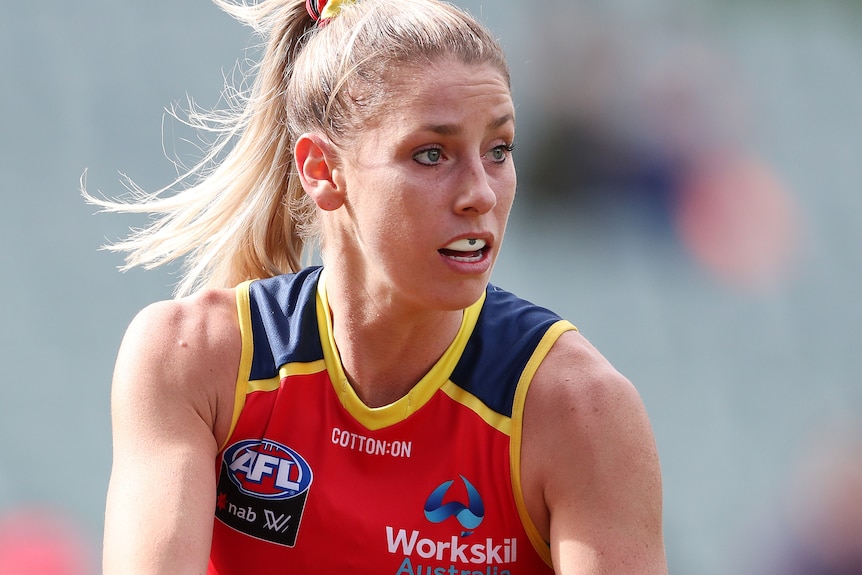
[424,475,485,536]
[263,510,292,533]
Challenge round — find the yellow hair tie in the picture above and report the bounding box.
[320,0,353,20]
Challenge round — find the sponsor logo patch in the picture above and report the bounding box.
[385,475,517,574]
[424,475,485,536]
[215,439,313,547]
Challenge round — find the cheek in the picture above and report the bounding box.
[354,187,417,246]
[496,168,517,209]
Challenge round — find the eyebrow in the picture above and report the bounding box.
[419,113,515,136]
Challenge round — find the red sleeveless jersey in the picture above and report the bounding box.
[208,267,576,574]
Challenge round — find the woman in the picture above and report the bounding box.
[88,0,667,573]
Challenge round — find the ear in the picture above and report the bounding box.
[295,133,345,211]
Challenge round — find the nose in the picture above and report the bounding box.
[453,157,498,215]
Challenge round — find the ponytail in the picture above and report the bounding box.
[84,0,508,297]
[84,0,316,297]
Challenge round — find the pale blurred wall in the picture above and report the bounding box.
[1,0,860,573]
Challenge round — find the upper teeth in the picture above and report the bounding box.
[445,238,486,251]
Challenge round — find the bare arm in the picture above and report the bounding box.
[522,330,667,574]
[102,289,240,575]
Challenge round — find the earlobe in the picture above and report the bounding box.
[295,133,344,211]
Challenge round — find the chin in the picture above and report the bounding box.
[433,277,489,311]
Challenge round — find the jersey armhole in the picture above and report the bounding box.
[510,319,578,568]
[218,280,255,453]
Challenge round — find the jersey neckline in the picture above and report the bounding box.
[315,270,486,431]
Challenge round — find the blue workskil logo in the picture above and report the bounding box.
[424,475,485,536]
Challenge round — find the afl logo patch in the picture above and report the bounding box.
[224,439,313,499]
[215,439,313,547]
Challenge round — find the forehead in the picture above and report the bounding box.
[370,59,514,133]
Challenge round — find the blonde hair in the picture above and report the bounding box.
[83,0,509,297]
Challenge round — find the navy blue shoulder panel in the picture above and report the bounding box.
[449,285,563,418]
[246,267,324,381]
[246,272,562,414]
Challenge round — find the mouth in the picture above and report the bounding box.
[438,238,489,262]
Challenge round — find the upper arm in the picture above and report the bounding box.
[103,290,240,575]
[522,330,667,574]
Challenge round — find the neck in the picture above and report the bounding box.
[323,274,464,408]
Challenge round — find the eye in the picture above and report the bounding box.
[413,146,444,165]
[487,143,516,163]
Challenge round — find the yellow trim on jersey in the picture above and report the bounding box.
[222,280,256,452]
[316,270,487,431]
[509,319,578,568]
[246,376,280,394]
[247,359,326,393]
[281,359,328,378]
[440,380,512,435]
[245,360,329,394]
[248,359,326,393]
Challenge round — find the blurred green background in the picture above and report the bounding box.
[1,0,860,573]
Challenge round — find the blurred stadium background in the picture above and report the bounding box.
[1,0,860,573]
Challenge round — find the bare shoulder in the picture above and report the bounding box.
[104,288,241,573]
[521,329,667,573]
[121,288,239,363]
[113,287,241,446]
[528,330,649,438]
